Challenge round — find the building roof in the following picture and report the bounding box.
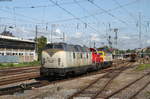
[0,35,35,43]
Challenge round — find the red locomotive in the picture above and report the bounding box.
[90,48,112,69]
[90,48,103,64]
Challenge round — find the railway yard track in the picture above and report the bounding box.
[0,60,129,96]
[69,62,135,99]
[0,60,150,99]
[105,72,150,99]
[0,66,40,77]
[0,66,40,85]
[69,62,150,99]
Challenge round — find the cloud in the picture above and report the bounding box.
[147,40,150,44]
[75,32,83,38]
[120,35,130,39]
[55,28,61,34]
[90,34,100,41]
[9,27,28,34]
[8,27,35,39]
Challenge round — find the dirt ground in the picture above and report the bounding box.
[0,62,150,99]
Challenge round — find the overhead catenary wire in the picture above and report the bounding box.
[0,0,140,26]
[38,0,140,24]
[112,0,147,28]
[0,8,42,23]
[48,0,101,34]
[0,0,142,33]
[0,0,141,39]
[12,0,87,9]
[87,0,128,25]
[73,0,100,22]
[112,0,138,22]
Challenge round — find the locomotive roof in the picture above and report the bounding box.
[45,43,90,52]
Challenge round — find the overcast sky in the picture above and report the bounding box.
[0,0,150,49]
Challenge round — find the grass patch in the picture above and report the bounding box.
[136,63,150,71]
[0,61,40,69]
[145,91,150,97]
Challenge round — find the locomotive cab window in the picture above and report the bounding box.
[45,44,64,50]
[45,44,53,49]
[54,45,63,49]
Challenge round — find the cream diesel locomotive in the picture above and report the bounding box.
[40,43,94,76]
[40,43,112,77]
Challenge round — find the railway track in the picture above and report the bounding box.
[0,66,40,76]
[0,66,41,95]
[0,72,40,86]
[69,62,150,99]
[0,80,50,95]
[0,60,137,96]
[104,72,150,99]
[0,60,130,95]
[0,66,40,86]
[69,63,134,99]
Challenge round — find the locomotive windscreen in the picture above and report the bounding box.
[45,43,64,50]
[45,44,53,49]
[45,43,89,52]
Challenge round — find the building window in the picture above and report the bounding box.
[87,53,88,59]
[30,53,34,55]
[6,53,10,56]
[13,53,15,56]
[0,53,4,56]
[81,53,82,58]
[73,53,75,59]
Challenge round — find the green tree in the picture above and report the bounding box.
[37,36,47,61]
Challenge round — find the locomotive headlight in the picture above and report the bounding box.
[58,58,61,66]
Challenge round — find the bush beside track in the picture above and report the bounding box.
[0,61,40,69]
[136,63,150,71]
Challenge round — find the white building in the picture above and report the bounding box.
[0,35,37,63]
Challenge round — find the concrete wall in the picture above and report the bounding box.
[0,48,37,63]
[0,56,19,63]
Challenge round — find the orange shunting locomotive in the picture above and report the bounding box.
[90,48,112,68]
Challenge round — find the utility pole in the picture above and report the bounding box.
[114,28,118,49]
[3,25,7,32]
[114,28,118,55]
[51,24,55,43]
[108,35,112,48]
[106,23,112,48]
[63,32,65,42]
[139,12,142,48]
[35,25,38,53]
[94,42,96,48]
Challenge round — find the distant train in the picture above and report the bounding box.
[40,43,113,77]
[129,53,137,62]
[123,53,137,62]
